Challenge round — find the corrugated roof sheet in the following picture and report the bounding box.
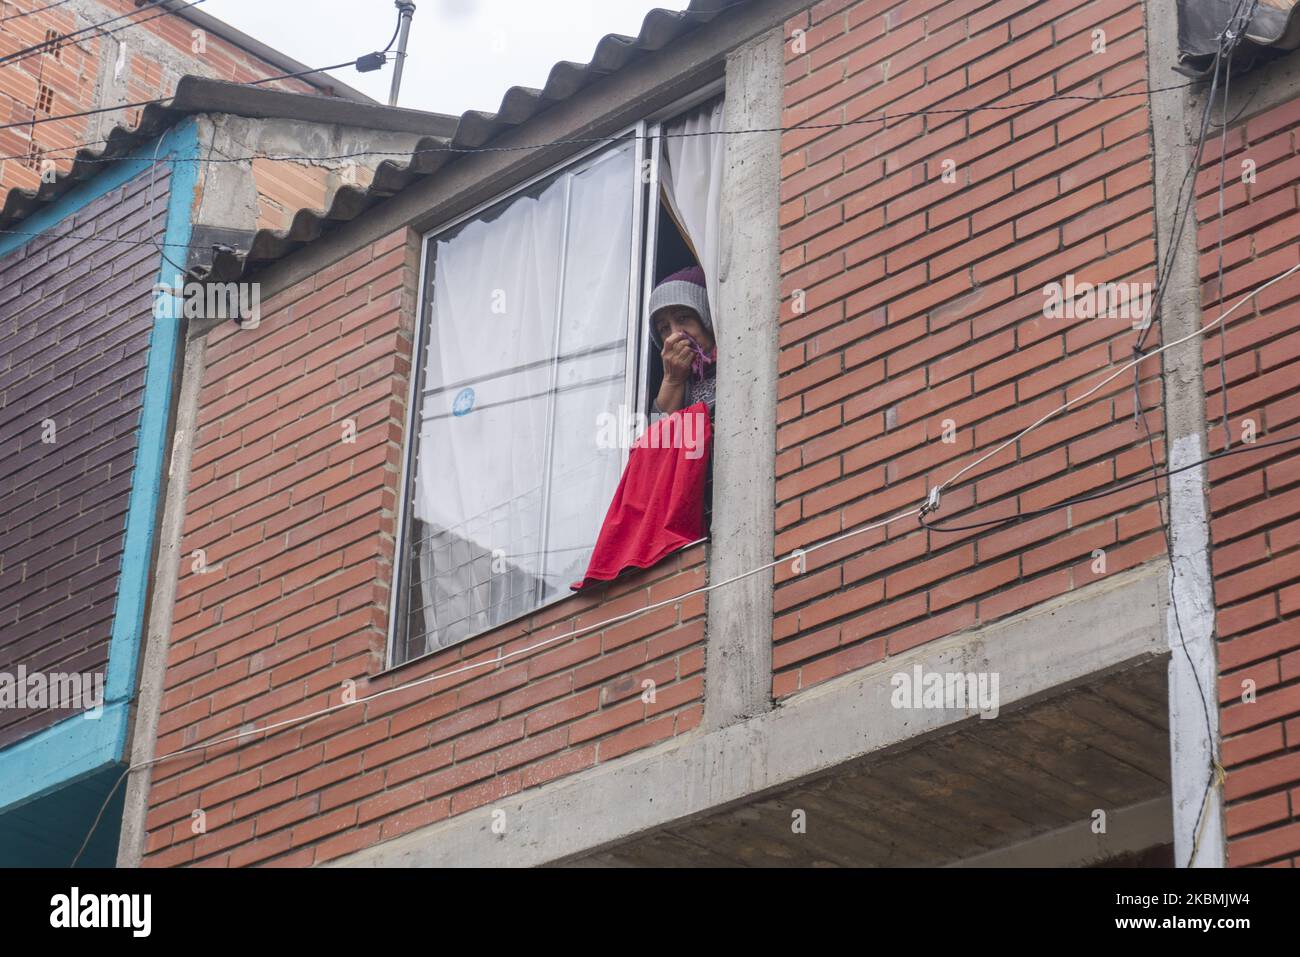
[1,1,743,282]
[0,78,458,232]
[202,0,742,281]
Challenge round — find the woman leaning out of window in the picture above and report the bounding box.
[649,266,717,415]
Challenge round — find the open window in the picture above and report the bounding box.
[390,92,725,667]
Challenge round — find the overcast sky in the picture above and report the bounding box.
[199,0,687,116]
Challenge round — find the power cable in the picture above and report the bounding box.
[68,254,1300,866]
[144,126,190,279]
[1184,4,1265,875]
[0,79,1213,267]
[0,0,205,69]
[0,225,214,248]
[5,75,1204,146]
[0,0,75,23]
[0,57,368,134]
[922,434,1300,534]
[1210,0,1261,454]
[1132,51,1225,358]
[1140,0,1258,869]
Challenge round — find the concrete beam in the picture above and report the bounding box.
[333,562,1169,867]
[191,114,428,235]
[703,26,784,730]
[116,334,208,868]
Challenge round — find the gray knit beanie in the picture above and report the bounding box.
[648,266,711,349]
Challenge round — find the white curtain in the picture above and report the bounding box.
[540,149,636,598]
[660,97,726,328]
[410,142,634,654]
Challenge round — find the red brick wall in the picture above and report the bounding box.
[1200,96,1300,868]
[773,0,1166,696]
[0,0,322,196]
[141,230,706,867]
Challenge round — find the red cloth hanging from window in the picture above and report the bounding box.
[571,402,712,591]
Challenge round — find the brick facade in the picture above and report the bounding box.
[141,230,707,867]
[773,0,1167,696]
[1200,95,1300,867]
[124,0,1300,868]
[0,165,167,746]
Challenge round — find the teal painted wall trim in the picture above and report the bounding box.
[0,117,199,815]
[105,117,200,712]
[0,703,129,813]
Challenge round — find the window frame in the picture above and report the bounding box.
[385,80,725,671]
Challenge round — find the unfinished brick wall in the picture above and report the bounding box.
[0,166,166,747]
[250,155,362,235]
[0,0,322,196]
[1199,95,1300,868]
[141,229,706,867]
[773,0,1167,696]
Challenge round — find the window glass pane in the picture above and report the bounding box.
[404,140,635,658]
[539,145,636,600]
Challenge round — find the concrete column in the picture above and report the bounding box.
[117,333,208,867]
[703,26,784,731]
[1143,0,1225,868]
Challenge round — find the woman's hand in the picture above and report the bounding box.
[661,332,694,384]
[655,333,692,414]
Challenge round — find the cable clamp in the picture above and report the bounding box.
[919,486,942,521]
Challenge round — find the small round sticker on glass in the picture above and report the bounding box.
[452,387,475,417]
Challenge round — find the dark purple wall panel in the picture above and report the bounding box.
[0,168,168,748]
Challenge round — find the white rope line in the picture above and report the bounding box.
[938,260,1300,494]
[133,505,926,771]
[132,257,1300,775]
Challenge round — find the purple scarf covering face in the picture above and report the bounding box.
[679,331,717,379]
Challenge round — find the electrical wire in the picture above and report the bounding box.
[1135,397,1224,871]
[0,70,1208,307]
[1138,0,1259,869]
[1209,84,1258,130]
[0,225,213,248]
[145,127,190,279]
[45,3,1265,863]
[11,0,754,141]
[933,260,1300,500]
[379,9,402,55]
[0,0,206,69]
[67,254,1300,867]
[0,0,74,23]
[0,79,1214,265]
[0,72,1215,280]
[4,76,1204,152]
[1181,0,1263,871]
[1210,0,1260,453]
[922,434,1300,534]
[1132,53,1225,357]
[0,57,369,135]
[1,9,1278,511]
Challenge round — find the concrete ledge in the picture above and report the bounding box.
[335,561,1170,867]
[0,702,129,815]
